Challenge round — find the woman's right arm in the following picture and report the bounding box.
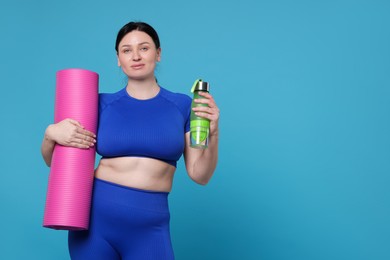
[41,118,96,167]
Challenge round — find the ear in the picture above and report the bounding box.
[156,48,162,62]
[117,54,121,67]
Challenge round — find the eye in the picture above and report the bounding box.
[123,49,131,54]
[140,47,149,52]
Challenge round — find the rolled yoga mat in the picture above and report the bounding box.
[43,68,99,230]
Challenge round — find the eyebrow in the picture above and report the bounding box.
[120,42,151,48]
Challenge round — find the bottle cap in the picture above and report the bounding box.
[191,79,210,93]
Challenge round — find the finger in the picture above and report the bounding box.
[76,127,96,137]
[197,91,213,99]
[195,92,214,101]
[74,133,96,143]
[193,108,220,121]
[194,111,215,120]
[198,93,216,105]
[194,99,214,109]
[192,106,213,113]
[194,96,216,108]
[192,106,219,115]
[78,136,95,146]
[67,118,84,128]
[71,138,94,148]
[196,112,219,120]
[194,98,209,104]
[69,141,92,149]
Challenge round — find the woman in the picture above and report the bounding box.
[41,21,219,259]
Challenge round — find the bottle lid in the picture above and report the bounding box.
[191,79,210,93]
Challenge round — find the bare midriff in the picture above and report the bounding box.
[94,157,176,192]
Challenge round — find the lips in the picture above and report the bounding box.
[131,64,145,69]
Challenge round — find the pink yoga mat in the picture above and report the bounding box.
[43,68,99,230]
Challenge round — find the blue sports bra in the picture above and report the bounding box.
[96,86,192,167]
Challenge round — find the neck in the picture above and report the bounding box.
[126,77,160,100]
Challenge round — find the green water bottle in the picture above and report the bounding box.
[190,79,210,149]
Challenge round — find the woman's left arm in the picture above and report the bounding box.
[183,92,220,185]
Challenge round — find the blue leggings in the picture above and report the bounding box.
[68,178,174,259]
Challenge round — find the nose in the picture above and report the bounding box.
[132,50,141,61]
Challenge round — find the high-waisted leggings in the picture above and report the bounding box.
[68,178,174,259]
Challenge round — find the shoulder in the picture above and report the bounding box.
[159,86,192,108]
[99,87,126,102]
[159,86,192,119]
[99,87,126,111]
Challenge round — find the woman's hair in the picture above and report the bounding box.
[115,21,161,53]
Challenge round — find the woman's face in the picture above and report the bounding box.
[117,30,161,81]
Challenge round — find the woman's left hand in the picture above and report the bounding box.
[192,92,220,136]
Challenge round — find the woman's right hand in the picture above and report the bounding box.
[45,118,96,149]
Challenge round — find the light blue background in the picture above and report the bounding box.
[1,0,389,259]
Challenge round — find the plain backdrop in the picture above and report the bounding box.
[1,0,389,259]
